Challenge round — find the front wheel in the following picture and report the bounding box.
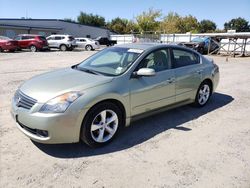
[194,82,212,107]
[81,102,123,147]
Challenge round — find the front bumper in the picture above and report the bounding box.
[11,98,87,144]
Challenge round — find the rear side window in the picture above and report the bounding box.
[68,36,74,41]
[22,36,29,40]
[39,36,47,41]
[55,36,62,40]
[172,49,200,68]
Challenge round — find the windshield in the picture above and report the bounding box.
[191,37,206,42]
[0,36,11,40]
[76,47,143,76]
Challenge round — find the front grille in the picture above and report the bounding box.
[14,90,37,110]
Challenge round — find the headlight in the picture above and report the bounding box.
[39,91,83,113]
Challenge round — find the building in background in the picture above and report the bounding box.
[0,19,115,39]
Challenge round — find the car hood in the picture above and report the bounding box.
[20,67,113,103]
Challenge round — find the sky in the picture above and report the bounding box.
[0,0,249,29]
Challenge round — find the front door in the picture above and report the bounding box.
[130,48,176,116]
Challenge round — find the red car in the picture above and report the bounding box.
[0,36,18,52]
[15,34,49,52]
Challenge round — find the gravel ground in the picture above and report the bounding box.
[0,49,250,188]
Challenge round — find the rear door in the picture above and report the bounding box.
[171,48,202,102]
[77,39,87,48]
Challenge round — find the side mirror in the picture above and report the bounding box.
[134,68,156,77]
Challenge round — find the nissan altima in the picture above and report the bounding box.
[11,43,219,147]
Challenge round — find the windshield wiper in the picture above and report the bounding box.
[74,66,101,75]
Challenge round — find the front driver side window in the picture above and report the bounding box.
[137,49,169,72]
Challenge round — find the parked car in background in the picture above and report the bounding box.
[0,36,18,52]
[179,37,220,54]
[95,36,117,46]
[11,43,219,147]
[14,34,49,52]
[46,35,77,51]
[75,38,100,51]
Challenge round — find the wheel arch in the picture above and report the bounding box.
[59,43,67,48]
[201,78,213,92]
[79,98,127,143]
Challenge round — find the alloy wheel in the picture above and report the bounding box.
[198,84,210,105]
[90,109,118,143]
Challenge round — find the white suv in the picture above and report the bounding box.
[75,38,100,51]
[46,35,77,51]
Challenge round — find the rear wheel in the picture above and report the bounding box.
[85,45,93,51]
[81,102,123,147]
[60,44,67,51]
[194,81,212,107]
[0,47,3,52]
[30,45,37,52]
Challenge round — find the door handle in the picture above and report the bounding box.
[166,77,175,84]
[195,70,203,74]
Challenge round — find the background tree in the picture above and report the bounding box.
[64,18,76,23]
[161,13,200,33]
[224,17,250,32]
[107,18,139,34]
[161,12,182,33]
[178,15,199,33]
[77,12,105,27]
[126,20,140,33]
[198,19,217,33]
[136,8,162,32]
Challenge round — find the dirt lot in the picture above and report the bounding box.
[0,50,250,188]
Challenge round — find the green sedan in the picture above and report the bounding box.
[11,43,219,147]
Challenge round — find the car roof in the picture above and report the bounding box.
[75,37,89,39]
[115,43,201,55]
[115,43,179,50]
[49,34,72,37]
[18,34,41,36]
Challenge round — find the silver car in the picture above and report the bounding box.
[46,34,77,51]
[11,43,219,147]
[75,37,100,51]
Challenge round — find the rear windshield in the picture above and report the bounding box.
[192,37,205,42]
[68,36,74,41]
[39,36,47,41]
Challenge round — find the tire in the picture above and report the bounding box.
[81,102,123,147]
[60,44,67,51]
[0,47,3,52]
[30,45,37,52]
[194,81,212,107]
[85,45,93,51]
[198,47,205,54]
